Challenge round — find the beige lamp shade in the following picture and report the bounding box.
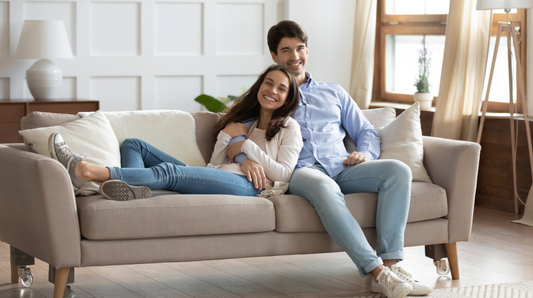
[15,20,73,100]
[476,0,533,10]
[15,20,73,59]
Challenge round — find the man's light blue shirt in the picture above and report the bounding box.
[295,73,380,177]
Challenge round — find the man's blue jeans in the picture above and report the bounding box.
[288,160,411,277]
[107,138,261,196]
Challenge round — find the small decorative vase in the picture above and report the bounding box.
[414,92,433,109]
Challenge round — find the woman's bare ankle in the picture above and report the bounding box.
[75,161,92,181]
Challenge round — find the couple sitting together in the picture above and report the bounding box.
[48,20,432,298]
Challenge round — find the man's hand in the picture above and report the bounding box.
[226,140,245,162]
[222,122,248,138]
[241,159,266,190]
[344,151,368,167]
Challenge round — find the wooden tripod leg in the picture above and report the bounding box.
[53,268,70,298]
[444,243,459,280]
[477,23,503,144]
[11,264,18,283]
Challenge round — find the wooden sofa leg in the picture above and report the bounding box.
[444,242,460,280]
[11,264,18,283]
[53,268,70,298]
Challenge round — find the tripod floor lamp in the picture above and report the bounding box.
[476,0,533,224]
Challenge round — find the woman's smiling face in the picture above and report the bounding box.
[257,70,289,114]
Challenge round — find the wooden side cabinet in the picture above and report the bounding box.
[0,99,99,143]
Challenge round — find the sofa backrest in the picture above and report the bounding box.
[20,107,396,165]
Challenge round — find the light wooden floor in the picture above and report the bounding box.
[1,206,533,298]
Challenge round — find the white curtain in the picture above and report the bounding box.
[431,0,491,141]
[349,0,377,110]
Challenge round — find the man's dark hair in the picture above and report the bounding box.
[267,20,308,55]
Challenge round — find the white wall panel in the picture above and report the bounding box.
[23,77,77,100]
[154,76,202,112]
[0,2,8,57]
[91,77,140,111]
[0,78,9,99]
[23,2,77,55]
[216,3,263,55]
[90,2,140,56]
[216,75,258,99]
[154,3,202,56]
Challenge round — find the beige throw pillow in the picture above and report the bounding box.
[378,103,432,183]
[19,111,121,195]
[79,110,206,167]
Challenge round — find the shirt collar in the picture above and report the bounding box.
[300,72,316,89]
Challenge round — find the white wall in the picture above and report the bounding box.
[0,0,358,112]
[285,0,356,91]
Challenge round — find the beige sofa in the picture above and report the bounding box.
[0,107,481,298]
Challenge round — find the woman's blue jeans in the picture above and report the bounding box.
[107,138,261,196]
[288,160,412,277]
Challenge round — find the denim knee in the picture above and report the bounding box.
[385,160,412,182]
[120,138,142,154]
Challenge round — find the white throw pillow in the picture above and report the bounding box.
[19,110,121,195]
[378,103,432,183]
[79,110,206,167]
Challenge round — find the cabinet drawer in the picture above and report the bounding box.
[0,104,25,123]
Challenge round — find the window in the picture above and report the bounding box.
[374,0,527,113]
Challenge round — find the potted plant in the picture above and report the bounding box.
[413,37,433,109]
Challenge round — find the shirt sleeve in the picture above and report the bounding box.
[240,119,303,182]
[230,136,249,165]
[339,88,381,160]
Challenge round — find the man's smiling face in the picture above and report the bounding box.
[271,37,308,82]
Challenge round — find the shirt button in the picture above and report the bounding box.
[303,138,307,141]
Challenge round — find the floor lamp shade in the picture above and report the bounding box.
[476,0,533,9]
[15,20,73,100]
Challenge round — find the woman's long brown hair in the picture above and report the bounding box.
[215,64,300,141]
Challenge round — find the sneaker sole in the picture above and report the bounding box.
[371,278,413,298]
[100,180,152,201]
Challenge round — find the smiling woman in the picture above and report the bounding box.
[47,64,303,201]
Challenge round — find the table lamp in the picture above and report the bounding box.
[476,0,533,225]
[15,20,73,101]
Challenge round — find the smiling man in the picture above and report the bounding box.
[265,20,433,298]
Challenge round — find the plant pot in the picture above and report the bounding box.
[414,92,433,109]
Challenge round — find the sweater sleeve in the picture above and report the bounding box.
[241,119,303,183]
[209,131,232,165]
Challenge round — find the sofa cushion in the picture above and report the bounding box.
[21,111,81,130]
[378,103,432,183]
[77,191,276,240]
[192,111,220,164]
[269,182,447,233]
[80,110,207,167]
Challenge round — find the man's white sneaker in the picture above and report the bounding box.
[390,264,433,295]
[371,267,413,298]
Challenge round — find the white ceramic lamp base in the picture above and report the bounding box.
[26,59,63,101]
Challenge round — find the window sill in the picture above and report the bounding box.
[370,102,531,120]
[369,101,435,112]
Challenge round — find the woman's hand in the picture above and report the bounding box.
[222,122,248,138]
[344,151,368,167]
[226,140,245,162]
[241,159,266,190]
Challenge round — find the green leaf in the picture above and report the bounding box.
[194,94,227,113]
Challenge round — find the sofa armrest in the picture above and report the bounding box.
[422,136,481,243]
[0,144,81,268]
